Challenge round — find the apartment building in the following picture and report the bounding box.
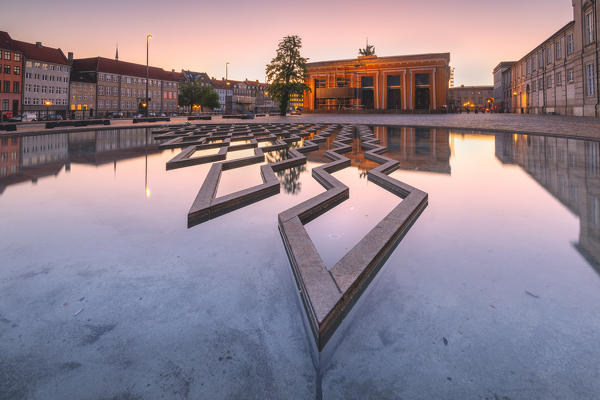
[71,57,181,116]
[0,32,71,117]
[0,32,23,120]
[497,0,600,116]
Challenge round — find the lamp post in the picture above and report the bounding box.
[226,62,229,81]
[146,34,152,117]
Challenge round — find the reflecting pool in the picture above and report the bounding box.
[1,125,599,400]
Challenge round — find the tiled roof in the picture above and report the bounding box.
[9,35,69,65]
[0,31,21,53]
[73,57,183,82]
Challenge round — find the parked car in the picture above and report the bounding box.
[107,112,124,119]
[21,112,38,122]
[133,113,144,119]
[158,113,167,117]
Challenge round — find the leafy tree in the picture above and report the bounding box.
[178,82,220,113]
[266,35,311,116]
[359,43,376,56]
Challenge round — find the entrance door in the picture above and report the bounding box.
[12,100,18,116]
[415,88,430,110]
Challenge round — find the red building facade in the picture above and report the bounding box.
[0,32,23,120]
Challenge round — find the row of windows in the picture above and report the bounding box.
[522,65,595,96]
[23,98,68,105]
[25,61,68,72]
[0,81,19,93]
[71,94,95,102]
[0,152,18,161]
[24,72,68,82]
[1,65,20,75]
[0,50,21,62]
[25,84,67,94]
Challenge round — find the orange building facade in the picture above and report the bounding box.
[304,53,450,112]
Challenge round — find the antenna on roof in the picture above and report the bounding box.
[115,42,119,61]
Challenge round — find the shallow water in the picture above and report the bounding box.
[0,125,599,399]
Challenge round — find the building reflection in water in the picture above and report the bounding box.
[0,128,158,195]
[495,133,600,270]
[373,126,451,174]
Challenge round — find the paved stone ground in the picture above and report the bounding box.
[6,113,600,140]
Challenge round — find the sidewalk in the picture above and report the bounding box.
[4,113,600,141]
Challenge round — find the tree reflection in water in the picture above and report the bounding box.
[265,149,306,195]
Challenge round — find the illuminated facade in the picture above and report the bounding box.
[303,53,450,112]
[498,0,600,116]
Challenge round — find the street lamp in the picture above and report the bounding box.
[226,62,229,81]
[44,100,52,118]
[146,34,152,117]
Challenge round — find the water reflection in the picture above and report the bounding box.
[0,128,156,195]
[373,126,451,174]
[495,133,600,270]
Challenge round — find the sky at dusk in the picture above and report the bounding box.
[1,0,572,86]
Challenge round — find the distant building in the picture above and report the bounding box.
[496,0,600,116]
[303,53,451,112]
[69,71,96,118]
[210,78,275,114]
[211,79,233,113]
[447,85,494,111]
[449,67,455,88]
[182,70,211,86]
[493,62,516,113]
[1,32,71,117]
[71,57,182,116]
[0,32,23,120]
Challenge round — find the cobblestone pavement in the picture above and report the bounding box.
[6,113,600,140]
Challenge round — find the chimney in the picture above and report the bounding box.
[68,52,73,62]
[172,69,175,72]
[36,41,42,47]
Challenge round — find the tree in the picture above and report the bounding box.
[359,44,376,57]
[266,35,311,116]
[178,82,220,113]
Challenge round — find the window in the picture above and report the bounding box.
[14,53,20,62]
[3,81,9,92]
[14,66,20,75]
[526,60,531,74]
[556,72,562,85]
[586,11,594,45]
[13,82,19,93]
[586,63,595,96]
[42,63,47,69]
[532,56,537,71]
[99,74,105,81]
[546,47,552,64]
[532,80,537,91]
[567,69,574,82]
[555,41,562,59]
[4,51,10,60]
[538,52,543,69]
[26,60,32,68]
[98,85,104,95]
[3,65,9,74]
[538,78,543,90]
[567,34,574,55]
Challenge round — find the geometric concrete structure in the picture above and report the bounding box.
[153,122,428,352]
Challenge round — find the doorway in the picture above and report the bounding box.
[415,88,430,110]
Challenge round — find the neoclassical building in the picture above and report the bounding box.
[303,53,450,112]
[497,0,600,116]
